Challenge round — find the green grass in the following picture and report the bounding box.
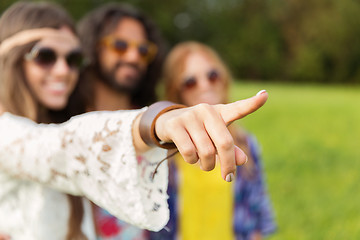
[230,82,360,240]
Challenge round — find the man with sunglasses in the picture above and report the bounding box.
[78,2,165,112]
[77,2,168,239]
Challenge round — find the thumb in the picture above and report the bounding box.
[218,90,268,125]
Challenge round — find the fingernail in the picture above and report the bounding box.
[245,155,248,164]
[256,90,267,96]
[225,173,235,182]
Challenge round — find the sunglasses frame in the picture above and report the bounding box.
[100,36,158,63]
[24,46,84,70]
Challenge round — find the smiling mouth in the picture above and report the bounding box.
[46,82,67,94]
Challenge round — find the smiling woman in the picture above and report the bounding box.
[0,2,88,239]
[21,28,82,110]
[0,3,85,122]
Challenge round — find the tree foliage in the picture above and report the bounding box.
[1,0,359,83]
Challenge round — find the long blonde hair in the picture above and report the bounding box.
[163,41,256,177]
[0,2,86,239]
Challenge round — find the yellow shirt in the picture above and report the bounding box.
[175,154,235,240]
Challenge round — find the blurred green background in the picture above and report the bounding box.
[1,0,360,83]
[1,0,360,239]
[232,82,360,239]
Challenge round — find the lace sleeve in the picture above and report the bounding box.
[0,110,169,231]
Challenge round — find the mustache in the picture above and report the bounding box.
[112,61,141,73]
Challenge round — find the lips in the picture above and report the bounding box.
[121,66,140,79]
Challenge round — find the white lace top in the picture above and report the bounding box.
[0,110,169,240]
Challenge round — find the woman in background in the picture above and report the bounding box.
[154,41,277,240]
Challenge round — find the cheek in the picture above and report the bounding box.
[68,71,79,92]
[23,62,45,93]
[180,91,196,106]
[99,49,117,71]
[218,85,228,102]
[138,61,148,73]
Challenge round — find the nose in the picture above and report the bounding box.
[52,57,71,76]
[123,45,142,64]
[197,75,213,90]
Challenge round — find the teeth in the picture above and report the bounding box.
[48,82,66,91]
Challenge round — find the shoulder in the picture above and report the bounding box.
[233,127,261,155]
[245,133,262,160]
[232,128,262,170]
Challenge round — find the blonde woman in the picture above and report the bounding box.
[153,41,276,240]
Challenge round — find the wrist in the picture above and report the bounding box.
[139,101,185,149]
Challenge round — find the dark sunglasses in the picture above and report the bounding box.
[24,47,84,69]
[100,36,158,62]
[182,69,221,90]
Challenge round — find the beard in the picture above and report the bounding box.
[98,60,145,95]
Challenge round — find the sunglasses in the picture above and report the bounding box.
[181,69,221,91]
[100,36,158,62]
[24,47,84,70]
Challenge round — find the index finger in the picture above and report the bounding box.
[218,90,268,125]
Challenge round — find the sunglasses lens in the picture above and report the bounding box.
[66,50,84,69]
[208,69,220,83]
[113,40,128,53]
[33,48,56,66]
[138,44,150,57]
[183,77,197,90]
[102,36,157,62]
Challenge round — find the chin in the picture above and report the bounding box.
[116,74,141,86]
[44,100,68,111]
[193,99,219,106]
[119,79,139,88]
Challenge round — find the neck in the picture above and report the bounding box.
[93,80,132,111]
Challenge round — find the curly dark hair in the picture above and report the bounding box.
[77,2,167,108]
